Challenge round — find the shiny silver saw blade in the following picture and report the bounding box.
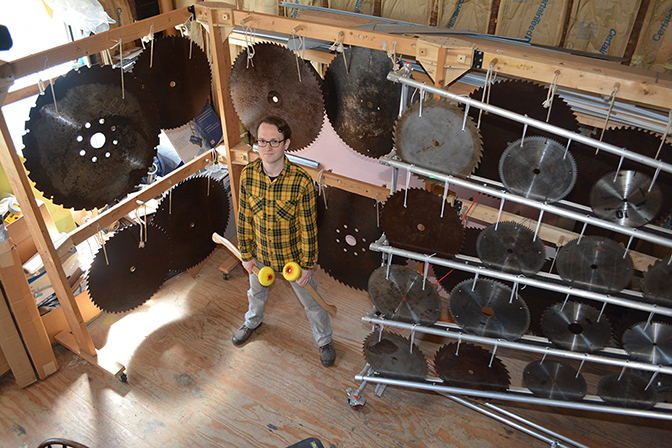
[448,278,530,341]
[589,170,662,228]
[642,255,672,308]
[476,221,546,275]
[622,321,672,365]
[363,331,428,380]
[499,136,577,202]
[523,359,587,401]
[598,372,658,410]
[541,301,612,353]
[555,236,634,294]
[367,264,442,326]
[394,98,482,179]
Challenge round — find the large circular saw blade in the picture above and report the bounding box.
[570,127,672,213]
[394,98,482,179]
[541,301,613,353]
[643,255,672,307]
[87,223,172,313]
[468,79,579,181]
[598,372,658,410]
[622,321,672,365]
[556,236,634,294]
[476,221,546,275]
[151,175,230,271]
[323,46,401,158]
[316,186,386,291]
[363,331,428,380]
[380,188,464,259]
[367,264,442,326]
[23,65,160,210]
[434,342,510,392]
[448,278,530,340]
[132,35,212,130]
[589,170,662,228]
[523,359,587,401]
[230,42,324,151]
[499,136,577,202]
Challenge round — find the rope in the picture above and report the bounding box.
[108,38,125,99]
[381,40,400,71]
[141,24,155,68]
[291,29,305,82]
[317,169,328,209]
[542,70,560,123]
[477,63,497,129]
[43,56,59,116]
[329,31,348,74]
[598,84,620,150]
[244,25,256,68]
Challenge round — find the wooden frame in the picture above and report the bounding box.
[1,2,671,379]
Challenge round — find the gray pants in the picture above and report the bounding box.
[244,262,333,347]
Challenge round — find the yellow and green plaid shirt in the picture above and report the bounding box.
[237,156,318,272]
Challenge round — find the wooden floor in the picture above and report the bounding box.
[1,248,671,448]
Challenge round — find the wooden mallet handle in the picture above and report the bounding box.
[212,233,337,316]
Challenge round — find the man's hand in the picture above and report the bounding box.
[296,267,312,287]
[242,259,256,276]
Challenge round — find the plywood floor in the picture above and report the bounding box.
[1,248,671,448]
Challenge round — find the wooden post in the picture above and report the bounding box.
[0,110,97,358]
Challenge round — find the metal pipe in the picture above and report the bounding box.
[354,374,672,420]
[362,316,672,376]
[481,402,591,448]
[386,72,672,176]
[443,394,587,448]
[369,239,672,317]
[379,154,672,250]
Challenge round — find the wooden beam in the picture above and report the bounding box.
[0,8,192,83]
[202,5,244,217]
[0,110,96,358]
[68,150,214,246]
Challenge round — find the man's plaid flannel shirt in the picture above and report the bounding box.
[237,156,318,272]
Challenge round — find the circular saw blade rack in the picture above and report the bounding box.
[358,71,672,422]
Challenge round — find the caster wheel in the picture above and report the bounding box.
[118,373,128,383]
[222,273,230,281]
[349,402,364,411]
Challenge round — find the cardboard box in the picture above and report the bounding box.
[6,200,58,265]
[0,287,37,388]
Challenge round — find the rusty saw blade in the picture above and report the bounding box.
[434,342,510,392]
[230,42,324,151]
[363,331,428,380]
[23,65,160,210]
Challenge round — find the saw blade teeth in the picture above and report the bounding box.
[540,301,613,353]
[448,278,530,340]
[362,331,428,379]
[434,342,510,392]
[230,42,324,151]
[622,321,672,365]
[597,372,658,410]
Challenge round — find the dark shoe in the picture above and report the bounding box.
[319,341,336,367]
[232,323,260,346]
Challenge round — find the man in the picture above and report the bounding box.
[232,116,336,367]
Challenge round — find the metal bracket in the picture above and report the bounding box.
[473,50,484,69]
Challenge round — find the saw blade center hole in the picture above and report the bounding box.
[170,80,177,88]
[591,264,598,270]
[568,323,584,334]
[130,265,136,273]
[267,90,282,107]
[417,223,425,232]
[90,132,106,150]
[533,168,541,175]
[481,306,495,317]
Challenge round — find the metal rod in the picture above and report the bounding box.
[441,394,579,448]
[370,237,672,317]
[354,374,672,420]
[362,316,672,376]
[386,72,672,176]
[481,402,591,448]
[379,154,672,250]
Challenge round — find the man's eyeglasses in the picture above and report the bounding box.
[257,138,286,148]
